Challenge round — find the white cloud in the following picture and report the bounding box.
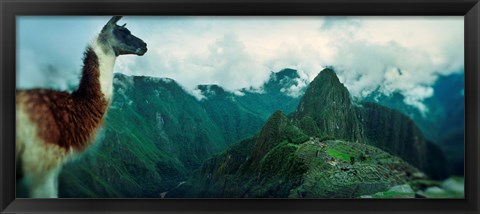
[280,77,308,98]
[17,16,464,114]
[16,16,107,90]
[233,90,245,96]
[190,88,206,101]
[318,17,463,114]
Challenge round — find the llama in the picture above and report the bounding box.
[16,16,147,198]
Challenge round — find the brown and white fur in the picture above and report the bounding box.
[16,16,147,198]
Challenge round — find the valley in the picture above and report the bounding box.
[58,68,464,198]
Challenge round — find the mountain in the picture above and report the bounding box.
[59,74,227,197]
[170,68,448,198]
[262,68,307,96]
[291,68,446,179]
[423,73,464,175]
[233,68,305,119]
[173,111,422,198]
[250,111,309,162]
[291,68,364,142]
[56,67,452,198]
[196,84,265,144]
[194,68,304,147]
[363,73,464,175]
[58,69,303,197]
[356,102,447,179]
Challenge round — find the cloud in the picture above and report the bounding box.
[321,16,361,31]
[318,17,463,114]
[16,16,108,90]
[190,88,206,101]
[202,33,271,90]
[233,90,245,96]
[17,16,463,115]
[280,77,308,97]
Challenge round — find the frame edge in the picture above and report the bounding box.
[1,0,480,214]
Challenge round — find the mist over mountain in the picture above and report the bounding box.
[60,73,226,197]
[172,68,454,198]
[16,16,465,200]
[56,67,461,198]
[58,69,303,197]
[290,68,446,178]
[363,73,464,175]
[234,68,305,119]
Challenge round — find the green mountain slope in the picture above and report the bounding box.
[235,68,304,119]
[174,111,421,198]
[291,68,364,142]
[364,73,464,175]
[172,68,450,198]
[56,67,453,198]
[357,102,447,179]
[290,68,446,179]
[58,70,302,197]
[59,74,227,197]
[197,84,266,145]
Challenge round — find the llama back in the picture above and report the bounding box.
[16,82,108,198]
[16,89,107,151]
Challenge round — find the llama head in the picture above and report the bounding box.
[99,16,148,56]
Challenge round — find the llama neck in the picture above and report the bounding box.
[91,40,116,101]
[77,39,117,102]
[75,40,116,102]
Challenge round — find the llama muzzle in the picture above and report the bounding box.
[136,42,148,56]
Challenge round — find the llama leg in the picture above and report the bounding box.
[20,139,67,198]
[28,166,61,198]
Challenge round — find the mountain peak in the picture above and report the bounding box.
[198,84,226,93]
[292,68,364,142]
[273,68,300,80]
[263,69,307,97]
[251,111,289,161]
[313,68,341,86]
[197,84,229,98]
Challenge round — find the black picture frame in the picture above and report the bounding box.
[1,0,479,213]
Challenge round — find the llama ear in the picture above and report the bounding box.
[107,16,123,26]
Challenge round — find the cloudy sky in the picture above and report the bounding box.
[17,16,463,113]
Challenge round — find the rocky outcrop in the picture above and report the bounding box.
[292,68,364,143]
